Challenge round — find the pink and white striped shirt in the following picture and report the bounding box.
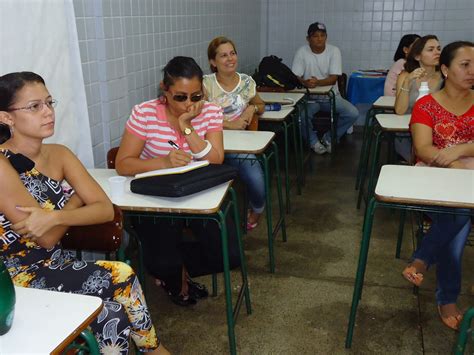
[126,99,223,159]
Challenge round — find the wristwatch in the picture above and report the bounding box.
[183,127,194,136]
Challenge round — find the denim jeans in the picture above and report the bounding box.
[225,153,265,213]
[300,94,359,147]
[412,209,471,305]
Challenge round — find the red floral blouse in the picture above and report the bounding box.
[410,94,474,149]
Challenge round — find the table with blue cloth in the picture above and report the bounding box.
[347,71,387,105]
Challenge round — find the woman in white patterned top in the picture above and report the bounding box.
[204,36,266,230]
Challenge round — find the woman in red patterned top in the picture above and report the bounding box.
[116,57,240,306]
[404,41,474,330]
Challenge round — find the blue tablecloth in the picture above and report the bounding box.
[347,72,387,105]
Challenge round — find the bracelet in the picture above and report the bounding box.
[191,140,212,159]
[400,87,410,92]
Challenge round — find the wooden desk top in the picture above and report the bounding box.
[375,114,411,132]
[224,130,275,154]
[260,106,294,121]
[88,169,232,214]
[259,92,305,106]
[1,287,103,354]
[375,165,474,209]
[372,96,395,109]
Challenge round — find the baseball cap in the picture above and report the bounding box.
[307,22,327,36]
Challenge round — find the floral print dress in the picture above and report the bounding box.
[0,149,159,354]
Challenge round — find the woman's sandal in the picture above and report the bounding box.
[402,265,424,287]
[246,221,258,231]
[438,305,462,331]
[156,279,197,306]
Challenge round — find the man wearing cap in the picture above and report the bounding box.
[292,22,359,154]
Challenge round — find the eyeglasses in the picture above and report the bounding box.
[172,93,203,103]
[8,99,57,113]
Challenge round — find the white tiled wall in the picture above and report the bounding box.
[265,0,473,75]
[74,0,261,167]
[74,0,472,166]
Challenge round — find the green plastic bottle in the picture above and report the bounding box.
[0,257,15,335]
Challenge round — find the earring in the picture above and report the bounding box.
[9,125,14,138]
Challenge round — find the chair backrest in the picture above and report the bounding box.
[107,147,119,169]
[338,73,348,99]
[61,204,123,253]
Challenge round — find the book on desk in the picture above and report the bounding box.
[134,160,209,179]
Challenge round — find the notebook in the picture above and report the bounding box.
[134,160,209,179]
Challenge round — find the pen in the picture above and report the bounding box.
[168,140,180,150]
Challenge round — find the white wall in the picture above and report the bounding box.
[0,0,94,167]
[74,0,473,167]
[74,0,261,167]
[265,0,474,74]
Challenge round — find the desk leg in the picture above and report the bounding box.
[272,142,287,244]
[64,329,100,355]
[362,130,383,225]
[291,108,303,195]
[121,216,146,294]
[216,209,237,355]
[261,142,287,273]
[356,120,376,210]
[329,90,337,155]
[395,209,407,259]
[345,198,377,349]
[365,130,383,212]
[229,188,252,315]
[355,108,374,190]
[262,152,275,273]
[454,307,474,354]
[282,120,291,213]
[302,97,313,174]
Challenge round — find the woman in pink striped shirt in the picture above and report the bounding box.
[115,57,240,306]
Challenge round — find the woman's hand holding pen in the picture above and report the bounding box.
[166,150,192,167]
[166,140,192,167]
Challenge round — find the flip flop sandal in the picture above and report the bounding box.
[438,305,462,331]
[246,221,258,231]
[402,265,424,287]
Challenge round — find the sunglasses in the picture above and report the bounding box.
[172,93,203,103]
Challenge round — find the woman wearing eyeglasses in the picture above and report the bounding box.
[115,56,240,306]
[204,36,266,230]
[0,72,169,354]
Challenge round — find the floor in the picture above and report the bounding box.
[143,131,474,354]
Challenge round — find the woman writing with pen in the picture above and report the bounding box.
[115,56,240,306]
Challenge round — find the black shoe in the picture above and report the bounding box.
[161,282,197,306]
[187,278,209,299]
[168,292,197,306]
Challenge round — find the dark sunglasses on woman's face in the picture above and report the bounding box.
[172,93,203,102]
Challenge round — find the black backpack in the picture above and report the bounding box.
[254,55,303,91]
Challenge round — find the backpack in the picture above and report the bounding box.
[254,55,303,91]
